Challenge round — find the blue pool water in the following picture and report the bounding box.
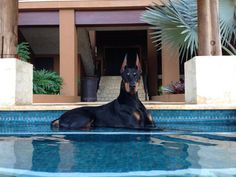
[0,110,236,177]
[0,133,236,177]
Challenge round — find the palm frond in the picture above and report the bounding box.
[141,0,197,62]
[222,40,236,55]
[219,0,236,45]
[141,0,236,61]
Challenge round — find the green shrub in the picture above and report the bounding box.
[33,69,63,94]
[17,42,30,62]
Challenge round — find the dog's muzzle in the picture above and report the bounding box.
[129,81,136,88]
[130,82,136,87]
[129,81,138,94]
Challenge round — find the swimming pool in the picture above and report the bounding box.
[0,110,236,177]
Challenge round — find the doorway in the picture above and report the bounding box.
[96,30,147,76]
[103,47,140,76]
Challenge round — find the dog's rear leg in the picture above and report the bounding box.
[81,118,95,130]
[51,119,60,128]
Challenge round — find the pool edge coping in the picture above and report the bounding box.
[0,102,236,111]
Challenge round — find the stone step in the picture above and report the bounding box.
[97,89,146,94]
[97,76,147,101]
[98,94,146,100]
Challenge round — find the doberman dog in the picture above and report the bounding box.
[51,53,155,130]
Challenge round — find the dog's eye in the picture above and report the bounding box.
[133,73,136,76]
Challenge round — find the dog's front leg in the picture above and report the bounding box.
[132,109,145,128]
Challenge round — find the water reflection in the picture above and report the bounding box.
[0,133,235,173]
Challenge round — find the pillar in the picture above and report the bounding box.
[0,0,18,58]
[209,0,222,55]
[147,30,157,97]
[89,30,96,57]
[197,0,222,56]
[197,0,211,55]
[59,9,78,96]
[161,42,180,86]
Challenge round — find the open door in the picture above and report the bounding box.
[103,47,140,76]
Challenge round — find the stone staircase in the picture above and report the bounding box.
[97,76,146,101]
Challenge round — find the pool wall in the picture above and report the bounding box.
[0,110,235,124]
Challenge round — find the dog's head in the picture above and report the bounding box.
[120,53,142,95]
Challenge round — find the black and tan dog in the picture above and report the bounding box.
[51,54,155,130]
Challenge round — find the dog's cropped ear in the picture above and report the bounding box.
[120,53,127,73]
[136,54,142,73]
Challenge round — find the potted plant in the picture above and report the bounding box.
[159,79,185,95]
[153,79,185,102]
[16,42,64,95]
[81,76,98,102]
[0,41,33,105]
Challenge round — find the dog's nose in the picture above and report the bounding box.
[130,82,136,88]
[130,86,135,89]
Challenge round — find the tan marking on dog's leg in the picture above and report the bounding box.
[52,119,60,127]
[146,113,155,125]
[133,111,141,122]
[147,113,153,122]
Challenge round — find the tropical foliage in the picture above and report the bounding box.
[16,42,30,61]
[141,0,236,61]
[33,69,63,94]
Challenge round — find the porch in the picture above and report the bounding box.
[18,9,181,103]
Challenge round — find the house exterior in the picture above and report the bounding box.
[18,0,182,103]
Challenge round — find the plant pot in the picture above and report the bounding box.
[151,94,185,102]
[0,58,33,105]
[185,56,236,104]
[81,76,98,102]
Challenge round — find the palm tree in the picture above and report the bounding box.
[141,0,236,62]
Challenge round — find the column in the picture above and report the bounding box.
[0,0,18,58]
[197,0,211,55]
[161,42,180,86]
[147,30,157,97]
[209,0,222,55]
[59,9,78,96]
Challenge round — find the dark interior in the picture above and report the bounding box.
[104,47,139,76]
[96,30,147,76]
